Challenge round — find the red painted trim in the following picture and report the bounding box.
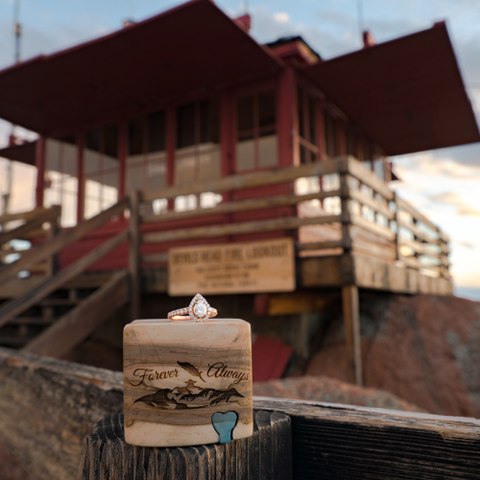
[35,135,45,208]
[220,90,235,178]
[277,67,297,168]
[337,121,346,155]
[232,78,277,99]
[118,120,127,199]
[355,136,363,161]
[234,14,251,32]
[269,41,318,66]
[76,131,85,222]
[166,106,176,211]
[315,102,326,160]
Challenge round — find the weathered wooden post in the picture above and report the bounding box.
[339,159,362,386]
[128,189,141,321]
[78,411,292,480]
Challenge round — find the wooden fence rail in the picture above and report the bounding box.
[133,155,450,279]
[0,348,478,480]
[0,205,61,278]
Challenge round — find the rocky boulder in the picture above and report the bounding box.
[307,293,480,417]
[253,375,423,412]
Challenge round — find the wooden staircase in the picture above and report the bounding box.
[0,199,136,358]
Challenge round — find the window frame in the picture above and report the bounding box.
[234,85,279,174]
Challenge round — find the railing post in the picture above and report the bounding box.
[342,285,362,386]
[393,192,401,262]
[128,191,141,320]
[339,163,352,253]
[45,205,61,278]
[339,160,362,386]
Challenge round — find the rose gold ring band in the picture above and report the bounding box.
[167,294,218,323]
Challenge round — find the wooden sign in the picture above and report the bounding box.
[124,318,253,447]
[168,238,295,296]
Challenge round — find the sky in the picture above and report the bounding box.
[0,0,480,293]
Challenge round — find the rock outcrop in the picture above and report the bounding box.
[307,293,480,417]
[253,375,423,412]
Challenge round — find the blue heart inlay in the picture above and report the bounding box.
[211,411,238,444]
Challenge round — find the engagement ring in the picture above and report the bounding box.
[168,293,218,322]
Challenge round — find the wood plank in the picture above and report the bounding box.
[397,196,449,241]
[300,255,343,287]
[143,214,341,244]
[38,298,80,307]
[0,336,30,347]
[142,189,342,223]
[78,411,291,480]
[267,291,332,315]
[398,218,438,244]
[353,252,453,295]
[0,347,124,480]
[297,239,344,251]
[141,252,169,264]
[142,157,348,202]
[352,240,396,262]
[253,397,480,480]
[350,215,396,241]
[9,317,55,326]
[0,276,45,299]
[128,190,141,320]
[346,156,394,200]
[0,198,128,288]
[0,207,50,225]
[398,254,441,274]
[0,206,60,246]
[168,238,295,296]
[123,318,253,446]
[142,267,168,293]
[0,230,128,328]
[23,271,129,358]
[342,285,362,386]
[3,348,479,480]
[348,188,395,219]
[399,237,443,256]
[63,272,114,289]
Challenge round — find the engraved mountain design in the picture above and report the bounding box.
[177,361,206,382]
[134,382,244,410]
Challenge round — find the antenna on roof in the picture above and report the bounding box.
[14,0,21,63]
[244,0,249,14]
[357,0,364,48]
[3,0,22,215]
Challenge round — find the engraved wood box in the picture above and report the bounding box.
[123,318,253,447]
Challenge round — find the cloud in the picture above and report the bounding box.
[429,192,480,216]
[273,12,290,24]
[250,6,359,58]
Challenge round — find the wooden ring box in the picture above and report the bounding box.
[123,318,253,447]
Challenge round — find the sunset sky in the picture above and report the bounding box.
[0,0,479,294]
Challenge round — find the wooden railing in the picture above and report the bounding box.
[0,198,130,329]
[1,348,479,480]
[132,155,450,280]
[0,205,61,277]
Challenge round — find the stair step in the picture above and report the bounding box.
[9,317,56,326]
[63,272,114,290]
[0,336,31,347]
[39,298,81,307]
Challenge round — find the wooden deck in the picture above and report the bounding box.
[0,156,452,383]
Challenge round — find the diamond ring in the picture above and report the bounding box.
[168,294,218,322]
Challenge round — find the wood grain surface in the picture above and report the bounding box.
[78,411,292,480]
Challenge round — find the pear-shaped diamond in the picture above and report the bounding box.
[189,294,211,322]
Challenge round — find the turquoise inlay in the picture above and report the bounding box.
[211,411,238,444]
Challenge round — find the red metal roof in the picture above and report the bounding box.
[0,0,282,135]
[302,22,480,156]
